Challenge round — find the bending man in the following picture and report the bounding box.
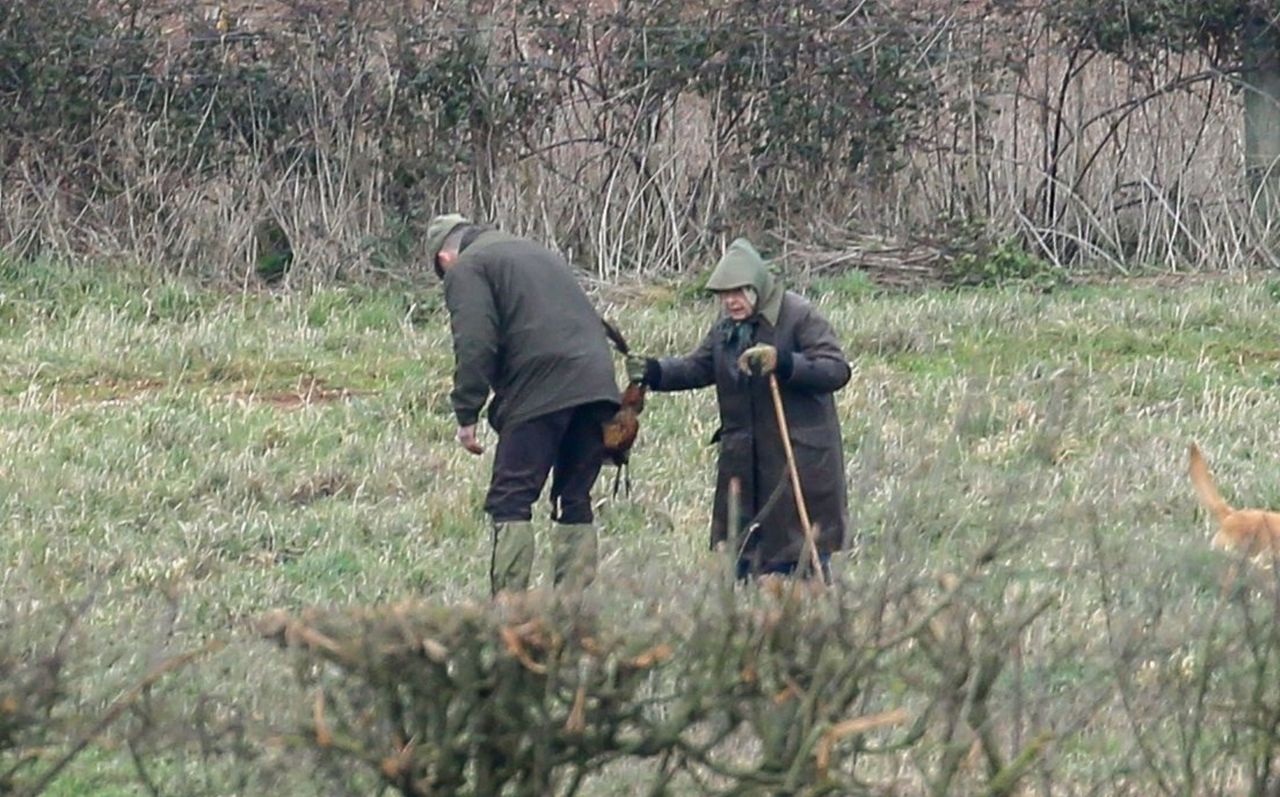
[428,214,621,594]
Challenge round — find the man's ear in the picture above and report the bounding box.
[437,249,458,272]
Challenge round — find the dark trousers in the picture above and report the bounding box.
[484,401,612,524]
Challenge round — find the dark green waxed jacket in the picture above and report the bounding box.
[443,231,619,432]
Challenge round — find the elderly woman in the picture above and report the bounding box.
[628,238,851,579]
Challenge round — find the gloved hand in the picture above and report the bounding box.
[737,343,778,376]
[625,354,651,384]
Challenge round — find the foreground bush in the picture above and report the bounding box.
[259,547,1068,796]
[0,597,219,797]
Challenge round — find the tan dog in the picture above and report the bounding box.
[1188,442,1280,558]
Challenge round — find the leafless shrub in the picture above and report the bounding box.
[257,513,1101,797]
[0,592,222,797]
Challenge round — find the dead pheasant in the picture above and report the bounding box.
[601,319,646,497]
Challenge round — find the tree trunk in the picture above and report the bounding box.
[1243,16,1280,229]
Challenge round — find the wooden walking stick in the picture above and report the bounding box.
[767,372,825,580]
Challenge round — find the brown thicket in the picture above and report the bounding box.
[0,0,1262,285]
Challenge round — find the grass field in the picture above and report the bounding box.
[6,261,1280,794]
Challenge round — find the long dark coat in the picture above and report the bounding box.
[653,292,851,568]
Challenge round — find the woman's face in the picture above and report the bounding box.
[718,288,755,321]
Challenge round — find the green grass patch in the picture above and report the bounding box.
[6,263,1280,794]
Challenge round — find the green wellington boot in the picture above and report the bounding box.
[552,523,598,589]
[490,520,535,595]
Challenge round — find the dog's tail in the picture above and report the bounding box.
[1188,442,1232,522]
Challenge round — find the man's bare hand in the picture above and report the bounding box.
[456,424,485,455]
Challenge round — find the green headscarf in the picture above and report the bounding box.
[704,238,784,360]
[705,238,784,325]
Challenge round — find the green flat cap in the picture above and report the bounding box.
[426,213,470,266]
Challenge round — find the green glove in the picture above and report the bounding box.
[737,344,778,376]
[625,354,650,384]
